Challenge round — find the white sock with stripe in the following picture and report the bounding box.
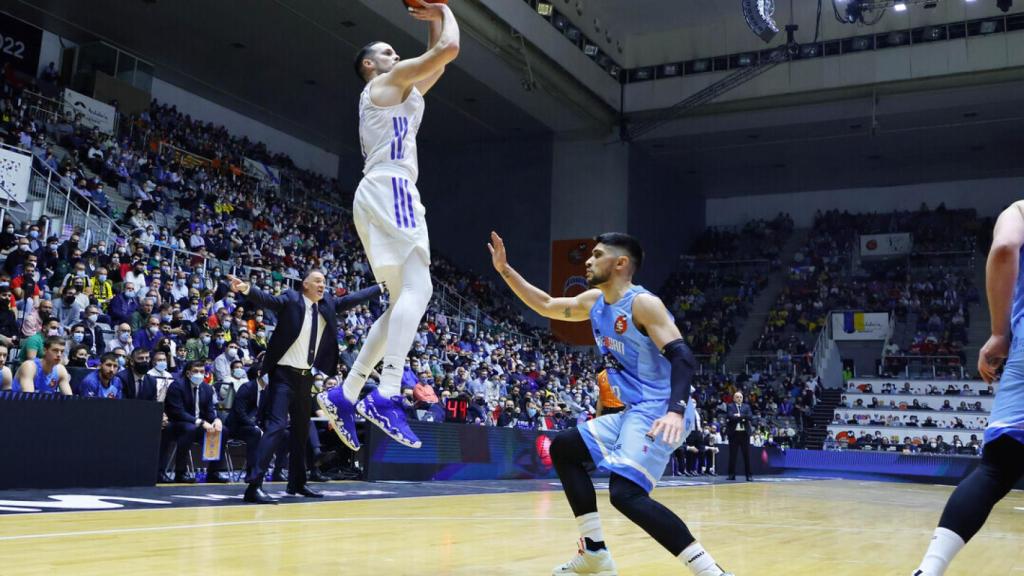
[679,542,724,576]
[914,527,965,576]
[576,512,604,545]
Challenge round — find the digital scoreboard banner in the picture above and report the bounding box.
[0,12,42,78]
[366,421,563,482]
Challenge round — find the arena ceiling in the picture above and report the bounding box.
[7,0,575,157]
[7,0,1024,198]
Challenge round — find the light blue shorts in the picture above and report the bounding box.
[579,400,696,493]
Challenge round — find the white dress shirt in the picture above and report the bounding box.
[279,295,327,370]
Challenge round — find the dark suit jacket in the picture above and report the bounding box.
[226,380,266,430]
[164,377,217,424]
[243,285,381,377]
[726,403,753,436]
[118,368,157,401]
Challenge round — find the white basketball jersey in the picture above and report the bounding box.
[359,82,424,182]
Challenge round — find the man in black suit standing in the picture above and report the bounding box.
[726,391,753,481]
[163,361,229,483]
[229,270,381,504]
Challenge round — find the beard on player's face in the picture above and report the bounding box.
[586,263,611,287]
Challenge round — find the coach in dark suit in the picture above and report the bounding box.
[229,270,381,504]
[726,391,754,481]
[164,361,229,483]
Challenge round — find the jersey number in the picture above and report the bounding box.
[390,116,409,160]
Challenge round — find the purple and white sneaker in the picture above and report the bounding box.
[356,389,422,448]
[316,388,360,451]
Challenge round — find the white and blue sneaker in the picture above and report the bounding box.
[355,389,422,448]
[552,540,618,576]
[317,388,360,451]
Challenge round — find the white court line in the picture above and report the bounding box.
[3,515,1022,543]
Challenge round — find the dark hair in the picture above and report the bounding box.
[187,360,206,374]
[100,352,118,364]
[43,335,65,350]
[593,232,644,273]
[354,41,383,81]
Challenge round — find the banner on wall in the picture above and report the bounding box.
[243,157,280,188]
[860,233,912,258]
[62,89,116,134]
[831,311,889,341]
[0,12,42,78]
[0,145,32,203]
[550,239,596,346]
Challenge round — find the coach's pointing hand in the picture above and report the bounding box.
[226,274,249,295]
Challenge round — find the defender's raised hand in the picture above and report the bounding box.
[226,274,249,294]
[488,231,508,275]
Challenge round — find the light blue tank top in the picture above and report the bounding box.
[986,248,1024,445]
[13,358,60,394]
[589,286,672,406]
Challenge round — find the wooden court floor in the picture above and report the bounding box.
[0,479,1021,575]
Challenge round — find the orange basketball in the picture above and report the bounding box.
[404,0,447,7]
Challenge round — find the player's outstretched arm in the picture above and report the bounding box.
[488,231,598,321]
[635,293,695,445]
[385,1,459,92]
[979,201,1024,383]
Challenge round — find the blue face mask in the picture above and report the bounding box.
[189,373,204,385]
[527,408,537,418]
[117,356,126,368]
[72,333,84,343]
[155,360,168,372]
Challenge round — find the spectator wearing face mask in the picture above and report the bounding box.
[76,306,108,356]
[119,347,155,400]
[213,341,242,383]
[21,317,60,361]
[52,285,83,328]
[133,315,164,351]
[91,266,114,308]
[108,282,139,326]
[184,330,211,362]
[143,350,175,403]
[107,323,135,355]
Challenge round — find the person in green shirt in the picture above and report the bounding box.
[21,318,60,361]
[184,330,211,361]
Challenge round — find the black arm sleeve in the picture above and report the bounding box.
[662,338,696,415]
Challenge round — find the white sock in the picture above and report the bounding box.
[377,354,404,398]
[679,542,723,576]
[576,512,604,544]
[342,362,373,404]
[915,527,966,576]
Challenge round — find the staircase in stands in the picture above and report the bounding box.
[723,228,809,374]
[805,387,843,450]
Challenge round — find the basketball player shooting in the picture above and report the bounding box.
[488,231,734,576]
[318,0,459,450]
[911,202,1024,576]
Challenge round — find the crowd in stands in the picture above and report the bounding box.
[660,214,792,366]
[754,207,978,379]
[0,68,861,487]
[827,379,990,455]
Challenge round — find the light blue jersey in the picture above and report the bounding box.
[589,286,672,407]
[986,248,1024,446]
[580,285,695,492]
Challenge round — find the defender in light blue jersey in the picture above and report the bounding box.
[490,231,733,576]
[912,202,1024,576]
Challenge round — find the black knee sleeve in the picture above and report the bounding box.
[608,474,695,556]
[551,429,598,518]
[938,436,1024,542]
